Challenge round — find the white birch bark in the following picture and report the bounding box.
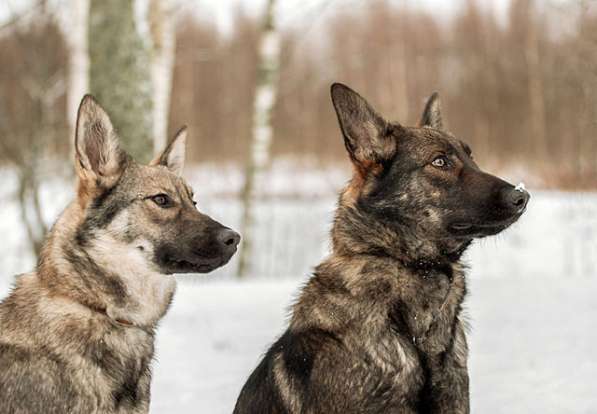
[237,0,280,277]
[66,0,89,144]
[149,0,176,153]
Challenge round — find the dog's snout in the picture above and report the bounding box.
[502,187,530,212]
[217,228,240,250]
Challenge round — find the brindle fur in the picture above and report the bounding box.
[234,83,529,414]
[0,95,240,414]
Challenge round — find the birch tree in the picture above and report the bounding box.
[149,0,176,153]
[65,0,89,143]
[88,0,153,162]
[237,0,280,278]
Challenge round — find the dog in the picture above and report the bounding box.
[0,95,240,414]
[233,83,529,414]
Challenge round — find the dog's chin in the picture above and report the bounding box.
[158,253,235,275]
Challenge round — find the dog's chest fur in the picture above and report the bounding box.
[387,263,467,356]
[0,274,162,414]
[82,325,155,409]
[291,257,467,409]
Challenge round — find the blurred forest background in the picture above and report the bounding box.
[2,0,596,175]
[0,0,596,276]
[2,3,596,411]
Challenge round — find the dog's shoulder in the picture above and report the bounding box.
[0,340,82,414]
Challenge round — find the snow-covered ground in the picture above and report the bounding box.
[150,276,597,414]
[0,165,596,413]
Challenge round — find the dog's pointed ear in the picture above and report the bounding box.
[75,95,127,189]
[150,126,187,176]
[330,83,395,172]
[418,92,443,130]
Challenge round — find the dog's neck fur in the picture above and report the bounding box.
[291,200,468,356]
[293,255,466,357]
[36,201,177,329]
[331,201,469,268]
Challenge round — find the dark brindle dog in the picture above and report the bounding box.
[234,83,529,414]
[0,96,240,414]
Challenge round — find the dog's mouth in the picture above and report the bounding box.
[448,212,524,238]
[449,222,508,237]
[160,252,235,275]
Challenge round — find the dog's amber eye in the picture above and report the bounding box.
[431,156,448,168]
[151,194,172,208]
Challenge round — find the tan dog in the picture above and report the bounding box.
[0,95,240,414]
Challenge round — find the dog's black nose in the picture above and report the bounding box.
[217,228,241,250]
[503,187,530,212]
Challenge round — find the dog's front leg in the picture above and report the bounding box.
[424,319,470,414]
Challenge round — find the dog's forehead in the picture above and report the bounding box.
[418,127,457,144]
[399,126,467,155]
[129,164,193,195]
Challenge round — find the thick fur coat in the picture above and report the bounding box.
[234,83,529,413]
[0,96,239,414]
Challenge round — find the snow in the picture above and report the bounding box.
[150,280,299,413]
[0,166,596,413]
[147,276,597,414]
[467,276,597,414]
[515,182,526,192]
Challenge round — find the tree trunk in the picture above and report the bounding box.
[237,0,280,278]
[66,0,89,146]
[16,168,47,258]
[149,0,176,154]
[88,0,153,162]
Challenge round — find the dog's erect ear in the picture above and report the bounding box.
[330,83,395,171]
[150,126,187,176]
[75,95,127,189]
[418,92,443,130]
